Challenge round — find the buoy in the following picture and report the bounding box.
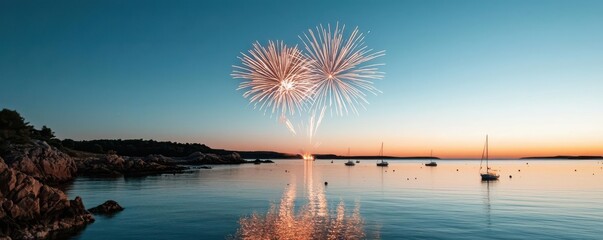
[518,169,521,172]
[509,175,512,178]
[575,169,577,172]
[393,170,395,172]
[407,178,409,180]
[456,169,459,171]
[324,182,328,186]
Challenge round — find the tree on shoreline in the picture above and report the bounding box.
[0,108,60,151]
[0,108,33,147]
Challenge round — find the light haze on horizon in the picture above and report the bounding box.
[1,0,602,158]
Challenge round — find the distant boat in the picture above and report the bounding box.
[480,135,499,181]
[376,142,389,167]
[356,160,360,163]
[425,150,437,166]
[345,147,355,166]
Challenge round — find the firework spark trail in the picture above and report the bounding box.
[232,24,385,144]
[280,115,298,135]
[232,41,315,135]
[301,23,385,116]
[306,106,326,142]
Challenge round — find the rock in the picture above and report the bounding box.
[221,153,244,163]
[179,152,245,165]
[88,200,124,215]
[0,157,94,239]
[76,153,188,177]
[2,140,77,184]
[104,154,125,166]
[144,154,174,165]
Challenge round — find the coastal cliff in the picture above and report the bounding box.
[2,140,77,184]
[75,153,189,177]
[0,157,94,239]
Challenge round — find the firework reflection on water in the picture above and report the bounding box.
[232,161,366,240]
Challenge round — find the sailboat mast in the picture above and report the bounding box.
[486,135,489,170]
[380,142,384,163]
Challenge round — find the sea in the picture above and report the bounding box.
[64,159,603,239]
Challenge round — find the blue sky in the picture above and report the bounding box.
[1,0,602,157]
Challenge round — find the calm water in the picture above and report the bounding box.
[65,159,603,239]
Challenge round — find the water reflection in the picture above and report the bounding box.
[232,160,366,240]
[481,180,495,227]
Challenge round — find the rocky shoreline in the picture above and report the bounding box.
[0,140,260,239]
[0,157,93,239]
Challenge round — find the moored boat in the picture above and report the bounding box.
[376,142,388,167]
[480,135,499,181]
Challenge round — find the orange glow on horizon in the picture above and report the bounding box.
[171,130,603,159]
[200,137,602,159]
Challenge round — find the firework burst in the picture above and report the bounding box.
[301,23,385,116]
[232,24,385,140]
[233,41,315,118]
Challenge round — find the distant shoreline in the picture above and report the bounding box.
[59,139,602,161]
[258,157,603,161]
[312,154,439,160]
[520,156,603,160]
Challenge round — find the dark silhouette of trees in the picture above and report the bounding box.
[0,109,62,151]
[0,109,292,159]
[62,139,215,157]
[0,108,32,145]
[39,126,55,140]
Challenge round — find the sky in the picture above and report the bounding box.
[1,0,602,158]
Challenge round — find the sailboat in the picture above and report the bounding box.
[425,150,437,166]
[480,135,499,181]
[345,147,355,166]
[376,142,389,167]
